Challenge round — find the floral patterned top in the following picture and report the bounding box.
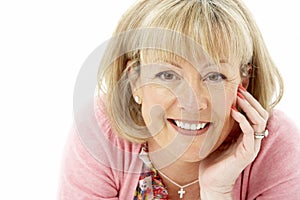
[133,143,169,200]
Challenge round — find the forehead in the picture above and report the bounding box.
[131,26,243,69]
[141,49,211,67]
[139,49,236,72]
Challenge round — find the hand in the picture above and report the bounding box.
[199,85,269,199]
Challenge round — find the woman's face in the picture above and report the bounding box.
[134,55,241,164]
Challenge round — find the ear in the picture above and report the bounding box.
[241,76,250,89]
[240,63,252,89]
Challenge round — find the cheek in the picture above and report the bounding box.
[209,85,237,116]
[139,85,176,132]
[221,88,238,132]
[227,89,238,108]
[212,86,238,133]
[141,85,176,110]
[208,87,237,153]
[223,86,238,121]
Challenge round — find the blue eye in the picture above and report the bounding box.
[204,72,227,83]
[155,71,181,81]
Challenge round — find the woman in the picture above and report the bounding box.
[59,0,300,199]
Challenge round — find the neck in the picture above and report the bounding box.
[146,142,202,199]
[148,142,200,186]
[153,160,201,199]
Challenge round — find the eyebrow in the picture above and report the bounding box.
[161,59,228,70]
[167,60,182,69]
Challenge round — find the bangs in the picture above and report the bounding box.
[99,0,283,143]
[125,0,253,67]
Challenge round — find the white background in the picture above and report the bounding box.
[0,1,299,199]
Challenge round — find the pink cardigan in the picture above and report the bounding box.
[58,103,300,200]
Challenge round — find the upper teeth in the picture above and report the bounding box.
[174,120,207,130]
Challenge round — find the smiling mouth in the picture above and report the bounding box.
[168,119,210,136]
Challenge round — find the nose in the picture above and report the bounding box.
[177,81,209,112]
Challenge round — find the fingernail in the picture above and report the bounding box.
[237,92,245,100]
[238,84,247,92]
[231,105,238,112]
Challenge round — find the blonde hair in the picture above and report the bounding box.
[98,0,284,143]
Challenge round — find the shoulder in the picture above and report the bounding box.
[261,109,300,170]
[263,109,300,154]
[245,110,300,198]
[256,109,300,174]
[267,109,300,138]
[58,98,143,199]
[75,97,143,173]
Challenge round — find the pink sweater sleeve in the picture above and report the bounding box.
[58,129,120,199]
[58,100,143,199]
[235,110,300,200]
[255,110,300,199]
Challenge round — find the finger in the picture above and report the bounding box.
[237,95,267,132]
[238,85,269,120]
[231,107,255,148]
[231,107,261,157]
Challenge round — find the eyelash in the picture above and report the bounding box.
[203,72,227,83]
[155,71,181,81]
[155,71,227,83]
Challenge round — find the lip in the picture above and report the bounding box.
[167,119,211,136]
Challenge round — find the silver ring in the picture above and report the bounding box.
[254,129,269,139]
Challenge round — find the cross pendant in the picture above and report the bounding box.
[178,187,186,199]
